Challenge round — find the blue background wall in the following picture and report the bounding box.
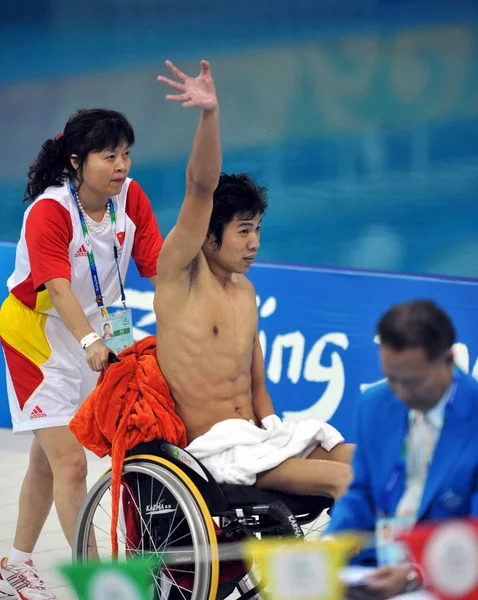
[1,0,478,276]
[1,244,477,439]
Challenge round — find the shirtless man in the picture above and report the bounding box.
[155,59,353,499]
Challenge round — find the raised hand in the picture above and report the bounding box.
[157,60,218,111]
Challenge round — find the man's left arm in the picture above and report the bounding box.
[251,334,275,423]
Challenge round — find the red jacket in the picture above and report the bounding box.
[70,335,186,555]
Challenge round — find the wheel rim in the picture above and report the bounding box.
[73,461,218,600]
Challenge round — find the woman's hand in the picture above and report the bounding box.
[85,339,112,372]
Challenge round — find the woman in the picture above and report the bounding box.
[0,107,162,599]
[102,322,114,340]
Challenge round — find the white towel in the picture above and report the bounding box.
[185,414,344,485]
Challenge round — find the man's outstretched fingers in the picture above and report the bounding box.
[166,93,190,103]
[165,59,187,81]
[157,76,184,91]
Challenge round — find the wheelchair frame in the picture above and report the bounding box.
[72,441,333,600]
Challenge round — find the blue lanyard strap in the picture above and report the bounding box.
[69,181,127,315]
[378,376,458,516]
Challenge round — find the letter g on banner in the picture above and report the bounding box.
[283,332,349,423]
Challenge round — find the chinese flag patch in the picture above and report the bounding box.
[117,232,125,246]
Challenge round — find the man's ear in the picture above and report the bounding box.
[445,348,454,365]
[70,154,80,171]
[205,233,219,251]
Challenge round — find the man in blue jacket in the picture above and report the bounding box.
[327,299,478,598]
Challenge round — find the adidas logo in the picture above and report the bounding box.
[30,405,47,419]
[75,245,87,257]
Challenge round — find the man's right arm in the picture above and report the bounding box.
[155,60,221,278]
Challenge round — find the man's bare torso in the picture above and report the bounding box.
[155,253,258,442]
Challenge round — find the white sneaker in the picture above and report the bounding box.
[0,575,15,598]
[0,558,56,600]
[0,563,15,598]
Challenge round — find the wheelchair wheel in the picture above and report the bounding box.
[73,456,219,600]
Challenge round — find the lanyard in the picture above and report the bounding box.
[69,181,127,316]
[378,376,458,516]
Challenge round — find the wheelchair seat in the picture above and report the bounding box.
[220,482,332,519]
[126,438,333,523]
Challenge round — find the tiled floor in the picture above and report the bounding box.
[0,428,111,600]
[0,428,333,600]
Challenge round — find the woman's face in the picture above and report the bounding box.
[73,140,131,200]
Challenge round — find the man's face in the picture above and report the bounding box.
[207,213,262,274]
[379,345,454,411]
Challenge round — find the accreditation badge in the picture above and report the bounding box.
[98,309,134,355]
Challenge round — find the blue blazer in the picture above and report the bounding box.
[327,368,478,564]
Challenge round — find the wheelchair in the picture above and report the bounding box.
[72,439,334,600]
